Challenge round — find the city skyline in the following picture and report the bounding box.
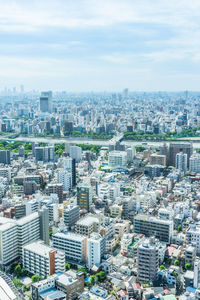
[0,0,200,91]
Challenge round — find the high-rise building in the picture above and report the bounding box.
[176,152,187,172]
[63,157,76,186]
[87,233,105,269]
[35,146,54,162]
[39,206,49,245]
[63,205,80,229]
[22,240,65,278]
[40,91,52,113]
[169,142,193,167]
[77,183,93,212]
[0,150,10,165]
[189,154,200,173]
[58,170,72,191]
[137,238,159,282]
[69,146,82,162]
[47,183,64,203]
[63,121,74,133]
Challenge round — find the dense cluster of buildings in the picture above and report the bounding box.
[0,92,200,299]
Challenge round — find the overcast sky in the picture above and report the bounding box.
[0,0,200,91]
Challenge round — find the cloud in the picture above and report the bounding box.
[0,0,200,90]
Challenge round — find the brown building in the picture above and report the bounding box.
[150,154,166,166]
[47,183,64,203]
[169,142,193,167]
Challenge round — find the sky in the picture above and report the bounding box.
[0,0,200,92]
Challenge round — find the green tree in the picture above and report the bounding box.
[14,265,22,278]
[160,265,166,270]
[185,263,191,270]
[77,267,87,278]
[65,262,70,271]
[13,279,22,288]
[21,268,27,277]
[90,275,96,285]
[174,260,180,266]
[177,225,182,232]
[31,275,40,283]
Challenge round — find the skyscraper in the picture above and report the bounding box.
[0,150,11,165]
[40,91,52,113]
[77,184,93,212]
[39,206,49,245]
[176,152,187,172]
[169,142,193,167]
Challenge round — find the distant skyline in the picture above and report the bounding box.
[0,0,200,91]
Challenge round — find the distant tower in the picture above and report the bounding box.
[40,91,52,113]
[122,88,129,99]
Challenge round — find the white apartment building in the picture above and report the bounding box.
[176,152,187,172]
[17,212,40,256]
[186,225,200,255]
[108,151,127,168]
[26,199,40,215]
[0,168,11,182]
[194,259,200,288]
[0,218,18,266]
[23,240,65,278]
[69,146,82,162]
[189,154,200,173]
[87,233,105,269]
[52,232,87,264]
[0,212,40,266]
[58,170,72,191]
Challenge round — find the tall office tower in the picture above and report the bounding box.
[47,183,64,203]
[39,206,49,245]
[0,150,11,164]
[176,152,187,172]
[77,184,93,212]
[169,142,193,167]
[35,147,44,162]
[87,233,105,269]
[40,91,52,113]
[137,238,159,282]
[58,170,72,191]
[63,121,74,133]
[23,240,65,278]
[69,146,82,162]
[35,146,54,162]
[122,88,129,99]
[189,154,200,173]
[63,205,80,230]
[63,157,76,186]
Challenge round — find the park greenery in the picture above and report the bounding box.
[0,141,32,154]
[124,128,200,141]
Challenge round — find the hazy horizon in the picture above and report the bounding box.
[0,0,200,91]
